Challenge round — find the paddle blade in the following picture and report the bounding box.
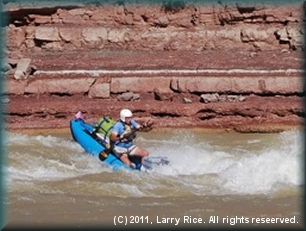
[143,156,170,170]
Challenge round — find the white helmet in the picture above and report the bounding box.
[120,109,133,122]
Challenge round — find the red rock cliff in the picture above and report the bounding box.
[1,1,305,132]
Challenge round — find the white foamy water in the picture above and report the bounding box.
[4,129,304,197]
[139,129,304,196]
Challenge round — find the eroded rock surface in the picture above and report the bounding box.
[1,1,305,132]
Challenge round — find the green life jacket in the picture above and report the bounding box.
[94,116,116,143]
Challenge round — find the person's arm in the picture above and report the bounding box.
[132,119,154,131]
[110,123,122,142]
[110,124,130,143]
[110,131,120,142]
[131,120,141,130]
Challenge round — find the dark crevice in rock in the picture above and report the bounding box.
[53,113,67,118]
[141,14,149,22]
[196,109,218,120]
[289,109,305,118]
[50,93,73,97]
[235,112,259,118]
[33,112,48,118]
[33,39,52,48]
[151,112,180,117]
[8,112,32,117]
[196,108,217,114]
[23,93,34,96]
[198,114,216,120]
[200,108,260,118]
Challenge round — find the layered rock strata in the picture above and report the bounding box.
[1,1,305,132]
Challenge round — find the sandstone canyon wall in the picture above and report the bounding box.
[1,1,305,131]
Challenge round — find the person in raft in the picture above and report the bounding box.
[110,109,153,169]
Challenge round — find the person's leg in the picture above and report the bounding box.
[135,147,149,157]
[119,153,133,167]
[129,146,149,164]
[113,146,134,168]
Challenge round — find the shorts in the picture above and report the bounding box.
[113,145,137,158]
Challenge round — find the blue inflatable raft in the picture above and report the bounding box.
[69,118,169,172]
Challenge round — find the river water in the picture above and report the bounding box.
[2,128,304,229]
